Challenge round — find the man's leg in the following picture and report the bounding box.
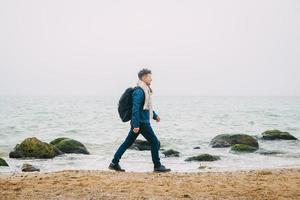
[111,126,139,165]
[139,123,161,168]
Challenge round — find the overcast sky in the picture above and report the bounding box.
[0,0,299,96]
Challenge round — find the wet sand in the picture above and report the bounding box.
[0,168,300,200]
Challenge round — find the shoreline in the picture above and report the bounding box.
[1,167,300,199]
[2,164,300,174]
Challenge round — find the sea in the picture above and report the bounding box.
[0,96,300,173]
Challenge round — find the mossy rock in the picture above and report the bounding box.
[162,149,180,157]
[50,137,69,145]
[185,154,220,162]
[9,137,62,159]
[0,157,9,166]
[209,134,259,148]
[50,137,90,154]
[209,134,232,147]
[261,130,297,140]
[129,139,161,151]
[230,144,258,152]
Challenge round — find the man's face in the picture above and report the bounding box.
[142,74,152,85]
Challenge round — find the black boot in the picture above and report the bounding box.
[154,164,171,173]
[108,162,125,172]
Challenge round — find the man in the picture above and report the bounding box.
[109,68,171,173]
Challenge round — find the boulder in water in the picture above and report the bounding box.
[261,130,297,140]
[162,149,180,157]
[9,137,62,159]
[0,157,9,166]
[230,144,258,152]
[209,134,259,149]
[21,163,40,172]
[185,154,220,162]
[129,139,161,151]
[50,137,90,154]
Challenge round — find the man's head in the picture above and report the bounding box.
[138,68,152,85]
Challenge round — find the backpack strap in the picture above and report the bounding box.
[133,86,145,107]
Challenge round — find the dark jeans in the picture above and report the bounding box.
[112,122,161,168]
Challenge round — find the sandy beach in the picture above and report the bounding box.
[0,168,300,200]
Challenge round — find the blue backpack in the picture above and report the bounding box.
[118,86,145,122]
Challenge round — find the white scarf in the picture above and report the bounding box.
[136,79,153,120]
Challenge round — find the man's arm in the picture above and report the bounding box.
[131,88,144,128]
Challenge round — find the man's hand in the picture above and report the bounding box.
[133,127,140,134]
[156,116,161,122]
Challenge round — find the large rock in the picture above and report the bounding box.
[230,144,258,152]
[261,130,298,140]
[185,154,220,162]
[162,149,180,157]
[129,139,161,151]
[209,134,259,148]
[9,137,62,159]
[50,137,90,154]
[0,157,9,166]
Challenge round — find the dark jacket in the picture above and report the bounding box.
[130,87,158,128]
